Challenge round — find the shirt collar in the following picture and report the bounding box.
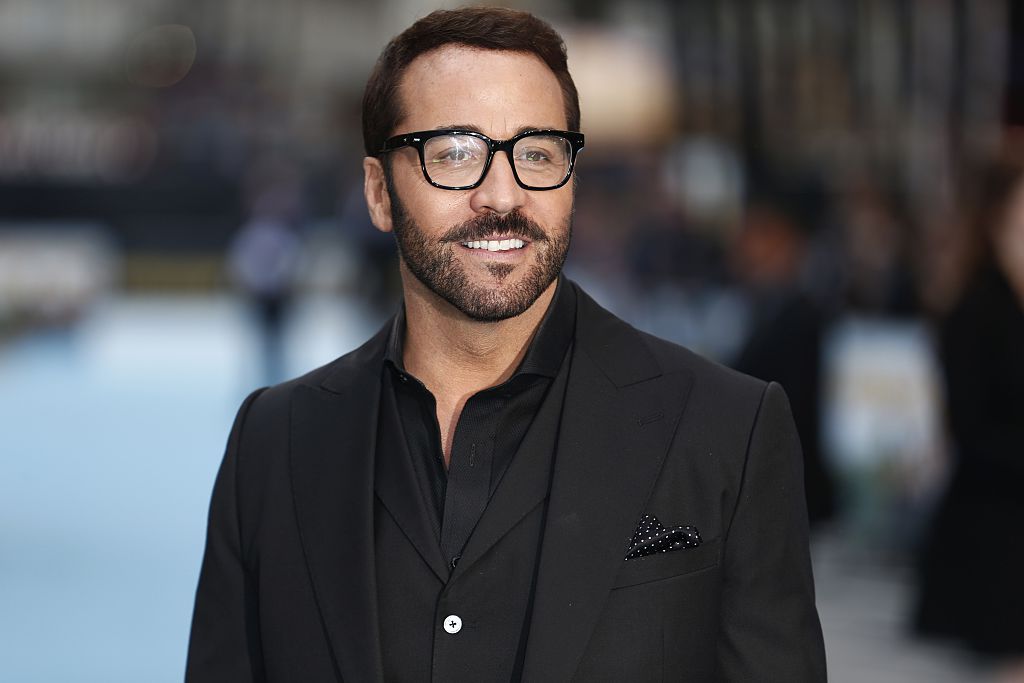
[384,276,576,380]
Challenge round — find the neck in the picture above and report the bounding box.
[399,271,557,396]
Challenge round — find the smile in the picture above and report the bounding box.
[460,238,526,252]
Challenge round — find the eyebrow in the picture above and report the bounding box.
[433,124,545,137]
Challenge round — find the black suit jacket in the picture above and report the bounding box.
[186,283,826,682]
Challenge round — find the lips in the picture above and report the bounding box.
[441,209,548,247]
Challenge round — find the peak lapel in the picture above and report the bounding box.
[289,330,389,683]
[520,288,694,682]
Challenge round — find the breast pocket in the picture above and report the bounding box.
[611,538,721,589]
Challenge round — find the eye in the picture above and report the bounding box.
[432,147,476,163]
[519,148,551,163]
[425,135,485,165]
[513,136,568,166]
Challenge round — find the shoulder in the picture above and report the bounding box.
[222,319,392,502]
[273,315,392,396]
[237,316,392,429]
[633,324,782,446]
[640,327,766,400]
[572,281,768,409]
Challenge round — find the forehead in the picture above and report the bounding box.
[395,46,568,137]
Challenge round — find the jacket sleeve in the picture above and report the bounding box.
[716,381,827,681]
[185,388,268,682]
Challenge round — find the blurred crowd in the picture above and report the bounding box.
[2,0,1024,680]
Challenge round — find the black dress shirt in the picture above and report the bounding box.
[383,278,576,567]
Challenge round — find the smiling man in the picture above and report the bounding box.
[186,8,826,682]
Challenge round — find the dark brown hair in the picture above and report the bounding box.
[361,7,580,156]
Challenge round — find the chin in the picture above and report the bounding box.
[419,265,558,322]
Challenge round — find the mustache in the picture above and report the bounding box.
[441,210,548,243]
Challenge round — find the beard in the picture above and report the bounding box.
[387,184,572,322]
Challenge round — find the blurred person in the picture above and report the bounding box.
[626,191,726,292]
[338,180,401,313]
[914,161,1024,680]
[730,189,837,528]
[227,159,304,384]
[227,218,300,384]
[837,175,918,316]
[187,7,825,682]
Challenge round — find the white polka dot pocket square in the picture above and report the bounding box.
[625,514,702,560]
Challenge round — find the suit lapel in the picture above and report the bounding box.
[289,327,389,683]
[521,287,694,682]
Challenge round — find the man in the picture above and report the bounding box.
[186,7,826,682]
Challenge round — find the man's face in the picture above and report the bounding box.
[376,46,574,322]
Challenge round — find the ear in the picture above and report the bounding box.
[363,156,393,233]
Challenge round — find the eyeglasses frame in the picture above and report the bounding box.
[378,128,585,191]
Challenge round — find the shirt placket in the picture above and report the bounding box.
[439,395,498,568]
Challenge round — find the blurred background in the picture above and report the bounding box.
[2,0,1023,680]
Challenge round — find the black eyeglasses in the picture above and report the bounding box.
[378,129,584,191]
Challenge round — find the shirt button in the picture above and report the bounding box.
[443,614,462,634]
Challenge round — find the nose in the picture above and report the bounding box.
[469,151,527,215]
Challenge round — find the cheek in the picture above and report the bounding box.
[540,191,575,227]
[398,185,474,232]
[530,180,572,210]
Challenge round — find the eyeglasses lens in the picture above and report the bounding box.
[513,135,571,188]
[423,135,489,187]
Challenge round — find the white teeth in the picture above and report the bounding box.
[463,238,527,251]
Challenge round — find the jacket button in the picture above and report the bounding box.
[443,614,462,634]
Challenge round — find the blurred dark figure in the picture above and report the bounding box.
[227,158,304,385]
[730,190,837,527]
[626,191,726,292]
[837,175,919,316]
[338,181,400,314]
[914,162,1024,676]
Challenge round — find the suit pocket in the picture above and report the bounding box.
[612,538,720,589]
